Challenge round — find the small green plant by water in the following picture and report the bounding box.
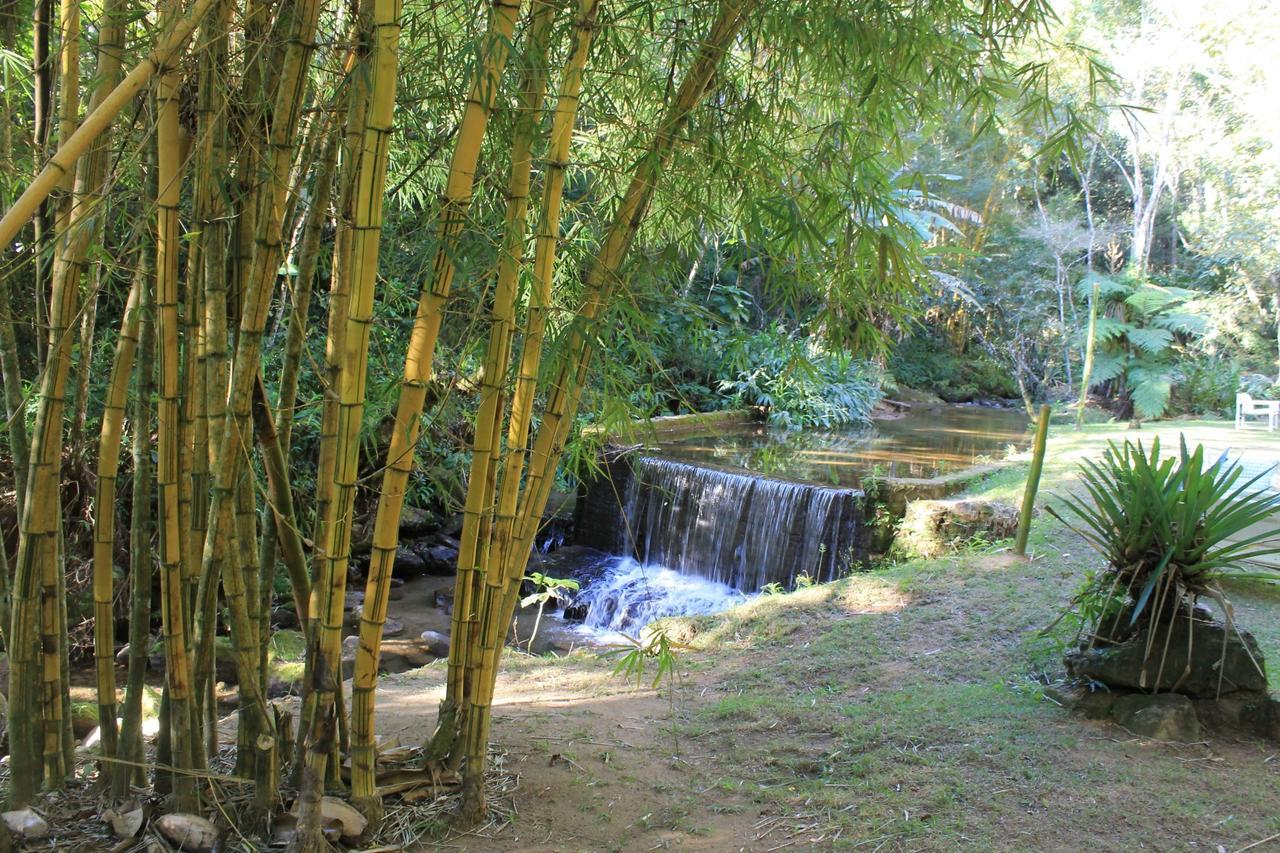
[520,573,580,653]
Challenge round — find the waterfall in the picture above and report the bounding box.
[562,453,865,633]
[613,456,864,592]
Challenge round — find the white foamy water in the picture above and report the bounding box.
[570,557,749,633]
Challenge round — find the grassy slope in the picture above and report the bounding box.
[658,418,1280,849]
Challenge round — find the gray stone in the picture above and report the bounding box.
[1192,692,1280,742]
[393,546,427,576]
[1066,618,1267,698]
[415,543,458,576]
[1044,682,1116,720]
[388,577,405,601]
[878,463,1010,518]
[377,641,431,674]
[1111,693,1201,741]
[896,498,1019,558]
[399,505,437,536]
[419,630,450,657]
[344,638,432,678]
[433,587,454,614]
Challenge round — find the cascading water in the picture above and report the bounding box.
[567,455,865,633]
[570,558,747,633]
[619,457,863,590]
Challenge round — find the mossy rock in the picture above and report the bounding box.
[1111,693,1201,741]
[895,498,1018,558]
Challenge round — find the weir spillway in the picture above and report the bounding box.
[576,454,866,594]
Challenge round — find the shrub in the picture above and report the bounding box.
[719,329,882,428]
[1168,353,1239,416]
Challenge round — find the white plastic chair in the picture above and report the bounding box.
[1236,393,1279,431]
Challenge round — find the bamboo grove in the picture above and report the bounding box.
[0,0,1070,845]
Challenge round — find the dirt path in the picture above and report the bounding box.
[372,656,772,852]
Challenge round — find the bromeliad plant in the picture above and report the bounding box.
[1049,437,1280,655]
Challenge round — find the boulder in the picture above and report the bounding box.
[1192,692,1280,742]
[392,546,427,577]
[388,577,405,601]
[378,640,431,674]
[343,638,431,678]
[155,814,218,853]
[896,498,1019,558]
[1044,682,1117,720]
[433,587,454,614]
[419,630,450,657]
[1111,693,1201,741]
[1065,618,1267,698]
[399,505,437,537]
[1,808,49,841]
[414,543,458,576]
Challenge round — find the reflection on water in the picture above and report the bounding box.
[655,405,1030,486]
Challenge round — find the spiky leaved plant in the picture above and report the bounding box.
[1049,437,1280,689]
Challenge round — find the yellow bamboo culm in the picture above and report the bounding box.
[369,0,527,754]
[292,0,411,838]
[345,0,524,771]
[33,0,85,789]
[354,0,559,825]
[453,0,601,822]
[91,266,143,791]
[191,0,233,765]
[154,0,198,807]
[450,1,755,820]
[0,0,217,251]
[292,27,370,788]
[194,0,323,817]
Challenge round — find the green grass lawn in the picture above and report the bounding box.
[657,416,1280,850]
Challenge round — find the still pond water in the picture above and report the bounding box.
[653,404,1031,486]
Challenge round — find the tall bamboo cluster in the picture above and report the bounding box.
[0,0,754,839]
[0,0,357,819]
[336,0,754,825]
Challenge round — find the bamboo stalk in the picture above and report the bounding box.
[359,0,558,823]
[154,0,199,805]
[455,3,599,817]
[91,263,143,793]
[277,118,340,456]
[191,0,232,763]
[30,0,51,369]
[251,374,311,625]
[453,3,754,818]
[1014,404,1051,557]
[195,0,323,816]
[293,0,411,839]
[333,2,524,794]
[116,262,155,800]
[294,32,370,789]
